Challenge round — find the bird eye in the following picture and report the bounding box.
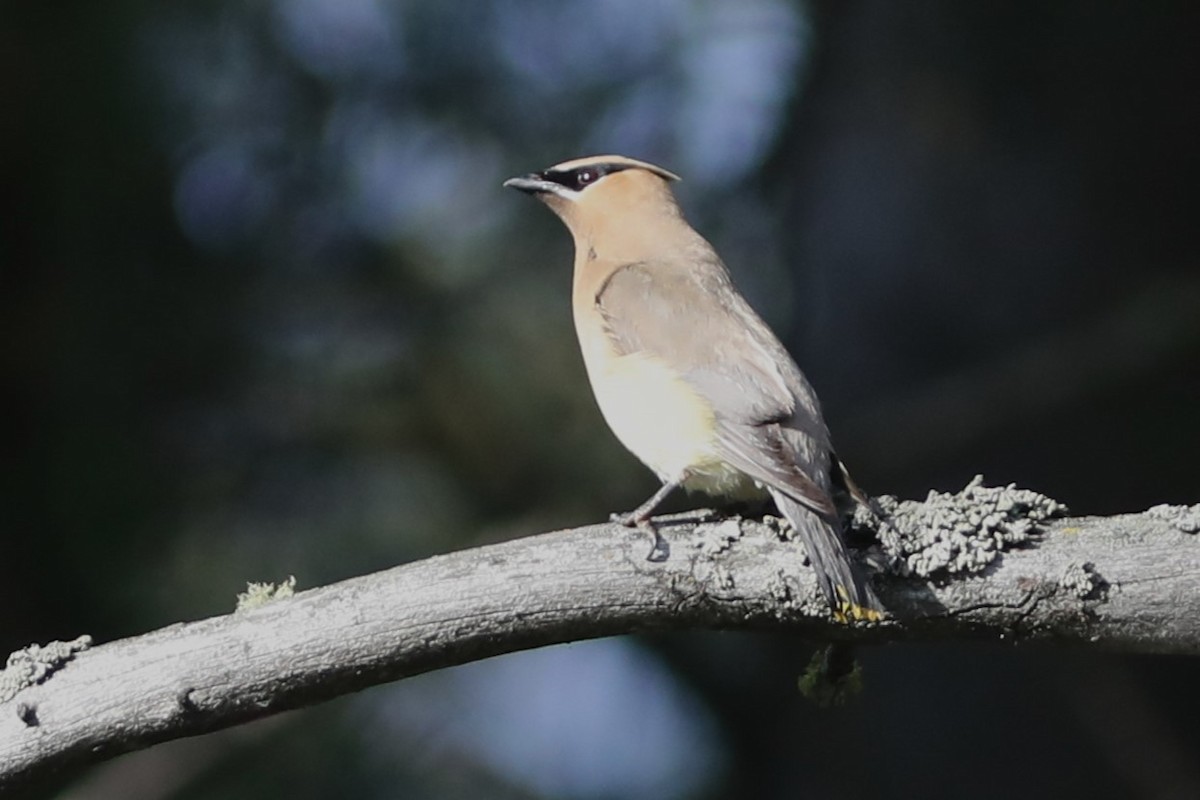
[574,169,598,189]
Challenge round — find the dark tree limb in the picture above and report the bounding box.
[1,502,1198,795]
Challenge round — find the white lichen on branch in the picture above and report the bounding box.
[235,575,297,612]
[1059,561,1108,600]
[693,518,743,556]
[863,475,1068,578]
[0,636,93,704]
[1146,503,1200,534]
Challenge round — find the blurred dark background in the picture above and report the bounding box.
[3,1,1198,798]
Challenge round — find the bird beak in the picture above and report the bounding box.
[503,173,557,195]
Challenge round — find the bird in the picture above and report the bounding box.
[504,155,883,622]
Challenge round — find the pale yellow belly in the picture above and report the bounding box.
[583,349,762,499]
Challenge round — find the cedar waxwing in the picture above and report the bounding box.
[505,155,882,622]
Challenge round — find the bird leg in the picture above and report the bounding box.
[611,475,686,562]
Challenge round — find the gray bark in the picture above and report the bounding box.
[1,502,1197,796]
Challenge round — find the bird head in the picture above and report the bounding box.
[504,155,682,234]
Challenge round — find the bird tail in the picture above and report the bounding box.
[768,488,883,622]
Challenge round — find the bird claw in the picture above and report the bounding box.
[611,510,669,561]
[645,532,669,562]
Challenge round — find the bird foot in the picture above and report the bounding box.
[610,511,669,561]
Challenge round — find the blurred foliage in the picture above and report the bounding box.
[3,1,1199,798]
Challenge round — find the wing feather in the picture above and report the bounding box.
[595,256,837,514]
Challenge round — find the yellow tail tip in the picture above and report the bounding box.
[832,586,884,623]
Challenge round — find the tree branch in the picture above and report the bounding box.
[2,491,1198,795]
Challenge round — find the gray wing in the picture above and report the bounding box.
[595,256,838,518]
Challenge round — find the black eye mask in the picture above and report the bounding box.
[541,163,632,192]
